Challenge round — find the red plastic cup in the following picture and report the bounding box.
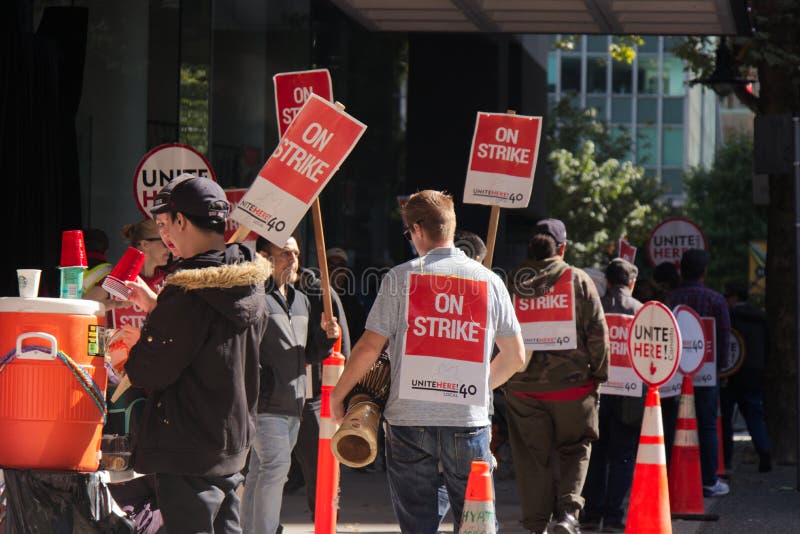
[101,247,145,300]
[60,230,88,268]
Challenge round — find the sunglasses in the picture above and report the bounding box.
[403,219,423,241]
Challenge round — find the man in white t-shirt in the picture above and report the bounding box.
[331,190,525,534]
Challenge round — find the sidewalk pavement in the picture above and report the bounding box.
[280,439,799,533]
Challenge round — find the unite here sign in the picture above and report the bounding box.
[628,301,681,387]
[513,268,577,351]
[399,273,489,407]
[600,313,644,398]
[273,69,333,138]
[647,217,707,268]
[230,94,367,246]
[463,112,542,208]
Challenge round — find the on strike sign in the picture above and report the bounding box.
[600,313,643,398]
[132,144,216,218]
[231,94,367,245]
[514,269,577,351]
[647,217,707,267]
[273,69,333,137]
[463,112,542,208]
[399,273,488,406]
[628,301,681,387]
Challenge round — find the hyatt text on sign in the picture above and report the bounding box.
[400,273,489,407]
[463,112,542,208]
[273,69,333,137]
[231,94,367,246]
[628,301,681,387]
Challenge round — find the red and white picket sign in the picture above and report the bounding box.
[600,313,643,398]
[399,273,488,406]
[463,112,542,208]
[513,268,577,351]
[231,94,367,245]
[618,237,637,263]
[628,301,682,388]
[647,217,707,268]
[694,317,717,387]
[273,69,333,138]
[223,189,259,244]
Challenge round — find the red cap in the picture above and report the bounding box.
[60,230,88,268]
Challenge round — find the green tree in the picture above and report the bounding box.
[545,100,667,269]
[683,134,767,293]
[671,0,800,462]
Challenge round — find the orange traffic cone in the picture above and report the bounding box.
[625,388,671,534]
[458,460,496,534]
[669,375,718,520]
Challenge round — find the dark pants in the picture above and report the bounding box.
[694,385,720,487]
[721,381,771,467]
[155,472,244,534]
[582,396,640,526]
[661,395,679,465]
[505,391,599,532]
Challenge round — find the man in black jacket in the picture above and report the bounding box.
[125,177,270,533]
[241,236,339,534]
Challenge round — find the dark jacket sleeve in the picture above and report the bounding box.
[304,293,336,364]
[125,288,211,390]
[577,270,610,383]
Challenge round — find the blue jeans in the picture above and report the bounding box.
[385,424,492,534]
[240,414,300,534]
[694,385,720,486]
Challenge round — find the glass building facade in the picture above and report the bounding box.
[547,35,719,202]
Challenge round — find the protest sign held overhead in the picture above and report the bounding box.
[231,94,367,245]
[132,144,216,218]
[514,268,577,351]
[647,217,707,268]
[600,313,643,398]
[463,112,542,208]
[223,189,259,244]
[400,273,488,407]
[273,69,333,137]
[618,237,637,263]
[628,301,681,387]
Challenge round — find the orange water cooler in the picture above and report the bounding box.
[0,297,108,471]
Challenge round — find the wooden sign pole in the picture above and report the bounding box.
[311,198,334,321]
[482,109,516,268]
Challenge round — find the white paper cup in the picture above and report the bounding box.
[17,269,42,298]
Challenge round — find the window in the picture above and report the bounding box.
[547,54,558,93]
[663,56,685,96]
[662,97,684,124]
[587,35,608,53]
[586,56,608,93]
[611,96,632,123]
[637,98,657,124]
[586,96,607,119]
[612,60,632,93]
[561,57,581,92]
[637,127,657,165]
[637,57,659,94]
[638,36,659,54]
[662,126,684,166]
[661,168,684,195]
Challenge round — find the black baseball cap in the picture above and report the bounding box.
[531,218,567,245]
[150,173,194,215]
[150,176,230,221]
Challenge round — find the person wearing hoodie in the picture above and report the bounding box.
[124,177,270,533]
[505,218,609,534]
[241,236,340,534]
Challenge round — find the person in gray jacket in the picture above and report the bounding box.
[240,235,339,534]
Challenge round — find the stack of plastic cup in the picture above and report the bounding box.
[60,230,88,299]
[101,247,146,300]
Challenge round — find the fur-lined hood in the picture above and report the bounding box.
[162,244,271,327]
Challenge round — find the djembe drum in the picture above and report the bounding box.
[331,354,391,468]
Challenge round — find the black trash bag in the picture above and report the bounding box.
[3,469,134,534]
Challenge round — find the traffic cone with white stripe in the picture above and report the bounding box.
[625,388,671,534]
[314,336,345,534]
[458,460,496,534]
[669,375,718,520]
